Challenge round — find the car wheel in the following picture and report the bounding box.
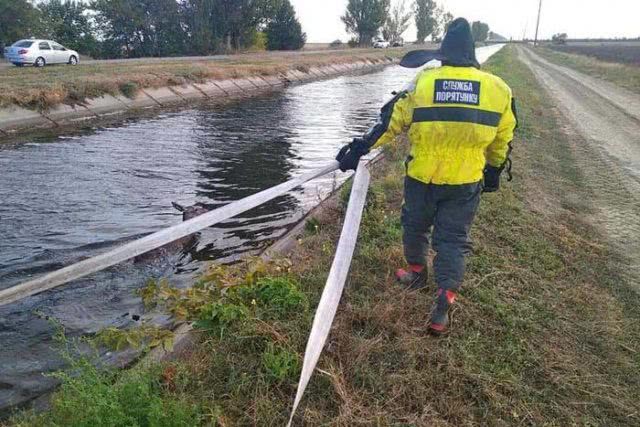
[34,57,46,68]
[13,63,24,67]
[68,55,78,65]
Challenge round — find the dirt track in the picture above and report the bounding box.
[518,46,640,282]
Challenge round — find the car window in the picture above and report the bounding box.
[14,41,34,48]
[52,43,65,51]
[39,42,51,50]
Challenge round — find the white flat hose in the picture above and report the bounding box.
[288,162,371,426]
[0,161,340,307]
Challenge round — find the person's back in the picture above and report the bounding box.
[378,64,516,186]
[336,18,518,335]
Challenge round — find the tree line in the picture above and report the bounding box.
[0,0,492,59]
[0,0,306,58]
[343,0,490,47]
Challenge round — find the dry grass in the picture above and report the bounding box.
[549,42,640,66]
[536,47,640,94]
[0,48,408,111]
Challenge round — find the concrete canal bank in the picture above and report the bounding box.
[0,58,395,137]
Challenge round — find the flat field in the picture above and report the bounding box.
[548,41,640,66]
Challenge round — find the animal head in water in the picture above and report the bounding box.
[172,202,209,221]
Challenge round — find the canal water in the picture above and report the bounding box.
[0,45,503,413]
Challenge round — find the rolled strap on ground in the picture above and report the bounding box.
[288,162,371,426]
[0,162,340,307]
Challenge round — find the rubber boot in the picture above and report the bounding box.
[429,288,457,335]
[395,264,427,290]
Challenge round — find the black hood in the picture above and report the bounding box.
[400,18,480,69]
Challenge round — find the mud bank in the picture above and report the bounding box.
[0,58,395,138]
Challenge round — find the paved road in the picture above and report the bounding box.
[518,46,640,279]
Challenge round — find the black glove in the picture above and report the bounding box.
[482,165,502,193]
[336,138,370,172]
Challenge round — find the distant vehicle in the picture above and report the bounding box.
[392,39,405,47]
[4,39,80,67]
[373,39,390,49]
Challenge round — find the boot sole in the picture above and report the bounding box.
[428,309,454,336]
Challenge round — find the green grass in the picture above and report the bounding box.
[11,350,200,427]
[9,46,640,426]
[535,46,640,94]
[0,48,409,111]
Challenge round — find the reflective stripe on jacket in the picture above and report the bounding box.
[373,65,518,185]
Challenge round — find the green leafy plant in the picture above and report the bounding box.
[262,343,300,383]
[119,82,139,98]
[195,302,249,336]
[305,217,322,235]
[94,325,175,352]
[235,277,308,319]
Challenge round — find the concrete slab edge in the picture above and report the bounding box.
[140,88,171,107]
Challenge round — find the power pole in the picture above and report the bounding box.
[534,0,543,46]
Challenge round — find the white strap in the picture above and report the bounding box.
[288,163,371,426]
[0,162,340,307]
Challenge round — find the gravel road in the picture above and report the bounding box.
[519,46,640,280]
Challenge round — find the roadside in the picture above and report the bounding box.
[9,45,640,426]
[519,45,640,283]
[535,46,640,95]
[0,47,411,111]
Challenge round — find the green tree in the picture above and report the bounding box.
[39,0,98,57]
[414,0,438,44]
[180,0,219,54]
[213,0,278,51]
[92,0,185,58]
[382,0,411,44]
[342,0,390,47]
[552,33,568,44]
[265,0,306,51]
[0,0,41,53]
[471,21,490,42]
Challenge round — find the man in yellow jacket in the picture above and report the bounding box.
[337,18,518,335]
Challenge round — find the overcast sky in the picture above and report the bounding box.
[291,0,640,43]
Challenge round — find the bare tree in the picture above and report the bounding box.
[442,11,454,31]
[382,0,411,43]
[433,9,454,41]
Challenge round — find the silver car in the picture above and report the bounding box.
[4,39,80,67]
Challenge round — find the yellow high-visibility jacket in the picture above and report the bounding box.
[371,65,518,185]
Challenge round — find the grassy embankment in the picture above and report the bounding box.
[0,48,409,112]
[536,46,640,94]
[10,45,640,426]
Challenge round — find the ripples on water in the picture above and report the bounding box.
[0,64,419,412]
